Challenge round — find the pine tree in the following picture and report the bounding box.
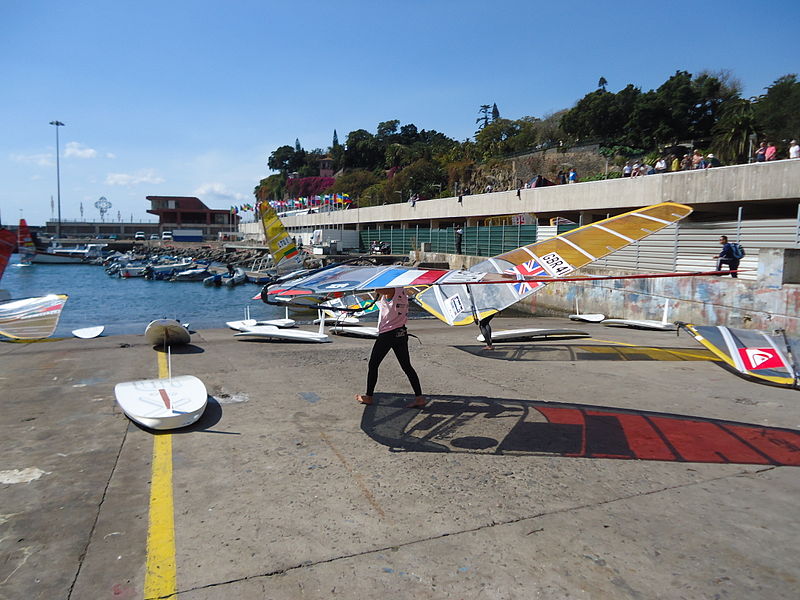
[295,138,302,152]
[332,130,340,148]
[491,103,500,121]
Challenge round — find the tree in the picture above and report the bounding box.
[712,98,760,164]
[326,169,383,198]
[267,145,296,173]
[253,173,285,202]
[598,76,607,91]
[491,103,500,121]
[332,129,339,148]
[344,129,383,170]
[476,104,492,130]
[754,74,800,147]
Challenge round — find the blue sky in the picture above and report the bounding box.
[2,0,798,226]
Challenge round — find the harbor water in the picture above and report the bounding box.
[1,257,288,336]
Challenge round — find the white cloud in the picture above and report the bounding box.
[194,182,248,203]
[105,169,165,186]
[64,142,97,159]
[11,152,53,167]
[105,152,116,159]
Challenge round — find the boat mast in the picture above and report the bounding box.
[49,120,65,240]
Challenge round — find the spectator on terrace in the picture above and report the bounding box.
[680,154,692,170]
[790,140,800,159]
[568,168,578,183]
[705,153,721,168]
[556,170,568,184]
[484,184,493,193]
[654,157,668,174]
[669,155,679,171]
[622,162,632,177]
[754,141,767,162]
[692,150,704,169]
[765,141,777,161]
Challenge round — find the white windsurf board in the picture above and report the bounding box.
[477,328,590,342]
[145,319,190,346]
[331,325,379,338]
[235,324,330,343]
[72,325,105,339]
[114,375,207,430]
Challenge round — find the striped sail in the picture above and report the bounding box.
[415,202,693,325]
[257,202,303,274]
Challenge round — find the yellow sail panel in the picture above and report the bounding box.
[258,202,300,268]
[496,202,692,272]
[414,202,693,327]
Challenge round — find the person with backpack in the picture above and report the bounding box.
[714,235,743,278]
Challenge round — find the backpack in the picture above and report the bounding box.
[731,243,745,259]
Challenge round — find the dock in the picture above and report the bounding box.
[1,316,798,599]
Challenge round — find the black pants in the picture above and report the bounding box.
[716,258,740,277]
[479,316,494,346]
[366,327,422,396]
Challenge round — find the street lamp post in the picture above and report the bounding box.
[49,120,65,239]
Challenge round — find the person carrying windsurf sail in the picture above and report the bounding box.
[479,314,495,351]
[355,287,425,409]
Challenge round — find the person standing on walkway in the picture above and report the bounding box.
[789,140,800,159]
[754,141,767,162]
[455,225,463,254]
[568,168,578,183]
[714,235,740,278]
[356,288,425,408]
[765,141,777,161]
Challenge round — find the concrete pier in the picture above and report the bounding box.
[1,317,798,599]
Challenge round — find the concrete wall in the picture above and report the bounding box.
[411,248,800,334]
[278,159,800,229]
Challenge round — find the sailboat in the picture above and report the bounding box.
[16,219,35,266]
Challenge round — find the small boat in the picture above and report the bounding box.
[145,319,191,346]
[203,273,222,287]
[72,325,105,339]
[171,267,209,282]
[119,265,147,278]
[31,242,107,264]
[222,267,246,287]
[115,375,207,430]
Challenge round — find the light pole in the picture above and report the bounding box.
[49,120,65,239]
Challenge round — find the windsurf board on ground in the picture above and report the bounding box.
[145,319,190,346]
[114,374,207,430]
[603,299,676,331]
[331,325,379,338]
[477,328,590,343]
[315,315,360,325]
[235,325,330,343]
[235,310,330,342]
[569,299,605,323]
[72,325,104,339]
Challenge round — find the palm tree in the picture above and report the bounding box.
[712,98,760,164]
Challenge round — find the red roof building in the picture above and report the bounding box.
[146,196,238,239]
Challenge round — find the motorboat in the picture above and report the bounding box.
[31,242,107,264]
[171,267,209,282]
[222,267,247,287]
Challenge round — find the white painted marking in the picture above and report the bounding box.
[559,237,596,260]
[0,467,48,484]
[632,212,670,224]
[592,224,634,242]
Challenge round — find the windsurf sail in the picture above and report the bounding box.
[678,323,800,389]
[0,227,15,281]
[266,202,693,326]
[257,201,303,275]
[415,202,693,325]
[17,219,35,264]
[0,294,69,339]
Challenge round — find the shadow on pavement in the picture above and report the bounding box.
[360,394,800,466]
[456,344,715,362]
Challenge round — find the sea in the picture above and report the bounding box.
[2,256,288,337]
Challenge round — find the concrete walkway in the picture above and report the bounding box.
[1,316,798,599]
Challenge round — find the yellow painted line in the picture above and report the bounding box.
[144,351,177,599]
[585,338,715,361]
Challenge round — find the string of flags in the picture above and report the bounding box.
[267,193,352,210]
